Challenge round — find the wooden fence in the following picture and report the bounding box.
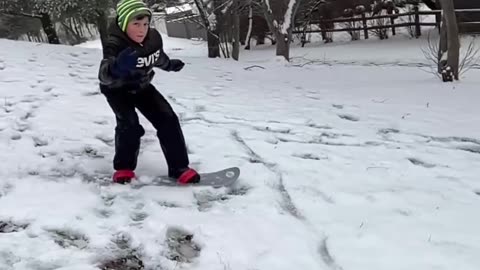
[294,8,480,46]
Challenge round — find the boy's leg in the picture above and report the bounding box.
[134,84,190,176]
[104,91,145,171]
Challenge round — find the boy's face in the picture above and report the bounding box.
[126,16,149,44]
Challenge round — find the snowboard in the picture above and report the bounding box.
[131,167,240,189]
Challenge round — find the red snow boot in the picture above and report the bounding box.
[176,168,200,184]
[113,170,135,184]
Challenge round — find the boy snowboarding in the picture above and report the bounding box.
[98,0,199,184]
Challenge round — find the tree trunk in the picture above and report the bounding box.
[207,31,220,58]
[275,31,289,60]
[232,0,240,60]
[439,0,459,81]
[39,13,59,44]
[443,0,460,80]
[262,0,300,61]
[438,16,448,74]
[193,0,220,58]
[245,4,253,50]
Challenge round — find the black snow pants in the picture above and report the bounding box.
[103,84,189,174]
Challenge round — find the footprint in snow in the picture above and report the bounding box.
[292,152,328,161]
[43,86,54,92]
[101,193,117,207]
[207,92,222,97]
[226,184,251,196]
[99,232,145,270]
[0,183,14,198]
[130,202,148,223]
[94,208,113,219]
[130,211,149,224]
[0,220,29,233]
[81,62,96,68]
[212,85,224,91]
[32,136,49,147]
[394,209,412,216]
[194,184,249,211]
[407,157,436,168]
[20,110,34,121]
[96,134,115,146]
[99,254,144,270]
[46,228,89,249]
[156,200,181,208]
[0,122,7,131]
[338,114,359,122]
[306,94,321,100]
[194,190,230,211]
[20,95,40,104]
[10,133,22,140]
[14,121,30,133]
[194,105,206,112]
[94,119,109,125]
[165,226,201,263]
[69,72,79,78]
[0,250,20,267]
[82,90,100,96]
[457,145,480,154]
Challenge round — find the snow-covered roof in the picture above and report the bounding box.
[165,3,192,14]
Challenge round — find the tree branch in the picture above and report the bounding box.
[0,10,42,19]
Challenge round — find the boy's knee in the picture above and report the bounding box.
[116,123,145,138]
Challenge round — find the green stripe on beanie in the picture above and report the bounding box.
[116,0,152,32]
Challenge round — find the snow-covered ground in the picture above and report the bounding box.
[1,31,480,270]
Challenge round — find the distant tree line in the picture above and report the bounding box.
[0,0,462,63]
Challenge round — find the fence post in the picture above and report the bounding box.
[362,13,369,39]
[414,5,421,37]
[391,17,396,35]
[183,20,191,39]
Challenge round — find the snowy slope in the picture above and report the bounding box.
[1,35,480,270]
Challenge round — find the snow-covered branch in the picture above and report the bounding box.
[264,0,272,14]
[281,0,296,35]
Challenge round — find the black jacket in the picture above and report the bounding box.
[98,20,171,93]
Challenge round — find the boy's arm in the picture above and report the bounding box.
[153,39,184,72]
[153,32,171,71]
[98,38,122,86]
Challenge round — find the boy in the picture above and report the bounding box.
[98,0,199,184]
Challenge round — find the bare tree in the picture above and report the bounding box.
[0,0,61,44]
[193,0,223,58]
[262,0,303,61]
[422,31,479,80]
[438,0,460,81]
[0,0,112,45]
[231,0,241,60]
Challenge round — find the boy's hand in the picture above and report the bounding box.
[111,48,138,77]
[168,59,185,72]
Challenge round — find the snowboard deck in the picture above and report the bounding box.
[131,167,240,189]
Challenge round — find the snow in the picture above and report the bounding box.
[165,3,192,15]
[264,0,272,14]
[1,31,480,270]
[281,0,297,35]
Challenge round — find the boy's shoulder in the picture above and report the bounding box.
[143,28,165,50]
[148,28,163,41]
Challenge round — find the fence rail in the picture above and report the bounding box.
[294,7,480,46]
